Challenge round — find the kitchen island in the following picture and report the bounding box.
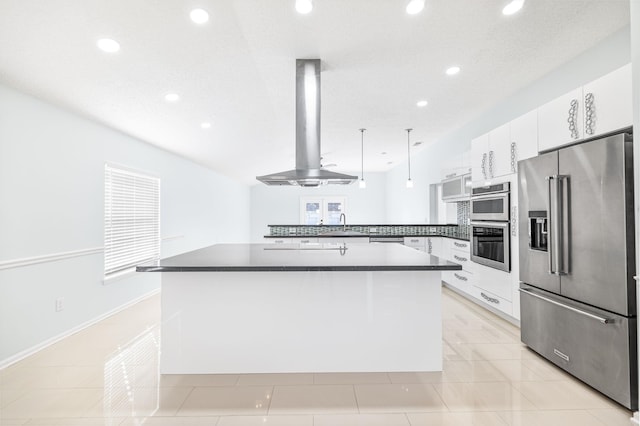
[137,243,461,374]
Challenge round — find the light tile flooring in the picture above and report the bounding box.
[0,287,634,425]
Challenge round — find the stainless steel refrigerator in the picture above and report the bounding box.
[518,132,637,410]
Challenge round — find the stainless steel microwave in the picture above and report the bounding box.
[470,182,510,221]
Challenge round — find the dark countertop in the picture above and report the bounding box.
[136,243,462,272]
[267,224,459,227]
[263,234,470,241]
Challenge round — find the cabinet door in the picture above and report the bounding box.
[582,64,632,138]
[510,110,538,168]
[488,123,511,178]
[471,133,489,183]
[428,237,443,257]
[538,88,583,152]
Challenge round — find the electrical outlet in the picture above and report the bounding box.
[55,297,64,312]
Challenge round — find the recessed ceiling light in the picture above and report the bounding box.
[406,0,425,15]
[446,66,461,75]
[190,9,209,24]
[502,0,525,15]
[96,38,120,53]
[417,100,428,107]
[164,93,180,102]
[201,122,211,129]
[295,0,313,14]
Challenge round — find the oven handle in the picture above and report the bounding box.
[470,221,509,228]
[470,192,509,201]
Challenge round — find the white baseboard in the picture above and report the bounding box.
[0,288,161,370]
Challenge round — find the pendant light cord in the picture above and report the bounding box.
[406,128,412,180]
[360,128,366,181]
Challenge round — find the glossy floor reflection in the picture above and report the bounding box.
[0,287,634,425]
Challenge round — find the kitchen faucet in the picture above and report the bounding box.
[340,213,346,231]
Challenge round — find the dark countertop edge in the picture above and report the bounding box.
[137,264,462,273]
[263,234,470,242]
[268,224,459,227]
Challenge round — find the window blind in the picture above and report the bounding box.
[104,165,160,276]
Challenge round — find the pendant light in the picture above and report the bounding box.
[295,0,313,14]
[405,128,414,188]
[359,128,366,188]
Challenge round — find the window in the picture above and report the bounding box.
[300,197,346,225]
[104,164,160,277]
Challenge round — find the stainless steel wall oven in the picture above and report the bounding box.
[470,182,510,272]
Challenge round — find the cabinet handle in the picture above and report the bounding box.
[489,150,494,177]
[481,153,487,179]
[454,273,467,282]
[481,292,500,305]
[584,92,595,135]
[568,99,579,140]
[453,254,467,262]
[453,241,467,248]
[510,142,517,173]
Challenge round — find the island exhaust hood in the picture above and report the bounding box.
[256,59,358,187]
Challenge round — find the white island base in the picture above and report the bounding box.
[161,270,443,374]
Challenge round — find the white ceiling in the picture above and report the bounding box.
[0,0,630,184]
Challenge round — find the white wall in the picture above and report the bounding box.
[0,84,250,365]
[249,172,387,241]
[386,25,631,223]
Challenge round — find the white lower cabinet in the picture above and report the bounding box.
[472,263,512,301]
[266,238,292,244]
[428,237,443,257]
[470,285,513,317]
[441,239,473,294]
[404,237,426,252]
[322,237,369,244]
[442,269,472,293]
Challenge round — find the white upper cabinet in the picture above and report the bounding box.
[538,64,631,152]
[582,64,632,139]
[538,88,584,152]
[471,132,489,183]
[510,110,538,170]
[487,123,512,179]
[471,113,537,183]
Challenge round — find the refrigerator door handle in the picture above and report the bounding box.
[547,175,567,276]
[546,176,555,274]
[519,288,613,324]
[558,175,570,275]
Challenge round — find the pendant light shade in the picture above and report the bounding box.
[405,128,413,189]
[359,128,366,188]
[296,0,313,14]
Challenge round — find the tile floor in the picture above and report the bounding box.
[0,287,634,425]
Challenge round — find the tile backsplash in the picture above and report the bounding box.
[268,223,469,239]
[457,200,470,236]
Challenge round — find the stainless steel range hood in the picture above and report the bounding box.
[256,59,357,187]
